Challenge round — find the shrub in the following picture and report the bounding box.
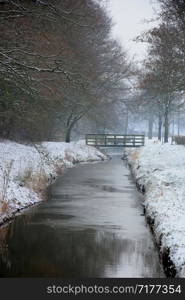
[0,160,14,214]
[172,135,185,145]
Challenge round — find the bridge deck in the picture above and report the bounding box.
[85,134,145,147]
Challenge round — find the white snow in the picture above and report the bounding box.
[127,139,185,277]
[0,139,107,225]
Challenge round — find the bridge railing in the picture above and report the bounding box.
[85,134,145,147]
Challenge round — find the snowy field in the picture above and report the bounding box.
[127,139,185,277]
[0,140,107,225]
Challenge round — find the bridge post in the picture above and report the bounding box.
[95,135,97,147]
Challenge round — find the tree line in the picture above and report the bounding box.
[136,0,185,142]
[0,0,132,142]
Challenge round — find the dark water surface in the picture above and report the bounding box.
[0,157,164,277]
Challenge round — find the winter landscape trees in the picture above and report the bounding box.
[1,0,185,143]
[136,0,185,142]
[0,0,131,142]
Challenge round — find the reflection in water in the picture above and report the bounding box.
[0,226,10,270]
[0,157,164,277]
[0,222,129,277]
[105,238,162,278]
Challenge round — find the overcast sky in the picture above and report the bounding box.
[108,0,159,61]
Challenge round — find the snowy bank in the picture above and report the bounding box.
[127,141,185,277]
[0,140,107,225]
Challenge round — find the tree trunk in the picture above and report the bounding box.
[164,105,169,143]
[65,126,72,143]
[158,114,162,141]
[124,108,128,134]
[65,112,86,143]
[148,113,153,139]
[172,114,175,137]
[177,110,180,135]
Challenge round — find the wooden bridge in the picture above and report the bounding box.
[85,134,145,147]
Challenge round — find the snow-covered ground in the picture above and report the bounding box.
[127,139,185,277]
[0,139,107,225]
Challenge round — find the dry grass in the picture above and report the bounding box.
[0,201,9,214]
[55,164,64,175]
[29,173,48,194]
[18,167,33,185]
[0,160,14,215]
[64,150,75,163]
[172,135,185,145]
[23,170,48,198]
[129,150,140,161]
[17,166,48,199]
